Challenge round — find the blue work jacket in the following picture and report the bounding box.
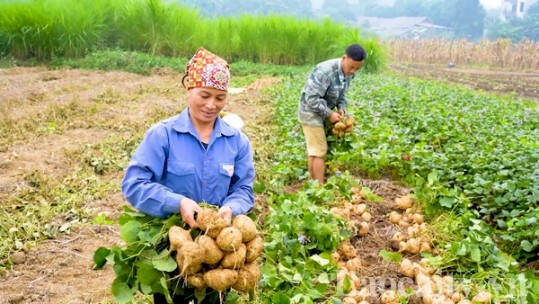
[121,108,255,218]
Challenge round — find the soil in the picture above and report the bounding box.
[340,179,430,304]
[0,65,534,304]
[391,63,539,102]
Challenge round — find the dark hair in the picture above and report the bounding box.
[345,44,367,61]
[181,73,188,88]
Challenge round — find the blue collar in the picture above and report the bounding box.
[172,108,236,137]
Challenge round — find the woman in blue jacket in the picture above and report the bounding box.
[121,47,255,303]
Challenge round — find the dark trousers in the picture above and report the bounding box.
[153,290,227,304]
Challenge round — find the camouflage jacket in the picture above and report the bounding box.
[298,58,355,127]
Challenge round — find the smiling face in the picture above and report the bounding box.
[341,55,364,76]
[188,87,227,125]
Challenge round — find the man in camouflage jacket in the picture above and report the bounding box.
[298,44,367,184]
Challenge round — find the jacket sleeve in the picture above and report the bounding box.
[337,75,355,113]
[121,125,185,218]
[336,91,348,113]
[302,68,333,118]
[222,133,255,216]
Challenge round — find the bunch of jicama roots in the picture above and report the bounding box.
[168,208,263,296]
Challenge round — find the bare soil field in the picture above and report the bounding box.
[0,65,535,304]
[391,63,539,101]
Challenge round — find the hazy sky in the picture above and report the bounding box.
[480,0,502,9]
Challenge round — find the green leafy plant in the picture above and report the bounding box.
[94,208,183,303]
[259,180,351,302]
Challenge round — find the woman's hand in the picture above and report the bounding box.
[217,205,233,225]
[180,197,202,229]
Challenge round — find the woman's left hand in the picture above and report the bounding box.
[217,206,233,225]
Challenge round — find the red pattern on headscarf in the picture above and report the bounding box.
[185,47,230,91]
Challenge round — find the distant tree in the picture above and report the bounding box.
[487,2,539,41]
[358,0,485,39]
[362,0,427,17]
[320,0,360,22]
[175,0,217,16]
[393,0,425,16]
[453,0,485,39]
[176,0,313,18]
[219,0,268,16]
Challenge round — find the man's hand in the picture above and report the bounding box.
[329,112,342,123]
[217,205,233,225]
[180,197,202,229]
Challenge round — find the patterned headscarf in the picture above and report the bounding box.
[184,47,230,91]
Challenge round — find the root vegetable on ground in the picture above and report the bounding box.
[412,213,424,224]
[360,212,372,222]
[395,195,414,210]
[398,241,407,252]
[338,241,357,260]
[406,238,420,254]
[398,219,410,229]
[357,222,369,237]
[354,204,367,216]
[451,292,463,302]
[420,241,432,253]
[345,256,363,272]
[343,297,357,304]
[400,258,414,277]
[472,291,492,303]
[331,252,340,264]
[390,232,405,250]
[389,211,401,224]
[381,290,398,304]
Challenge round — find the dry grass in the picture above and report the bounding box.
[387,39,539,70]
